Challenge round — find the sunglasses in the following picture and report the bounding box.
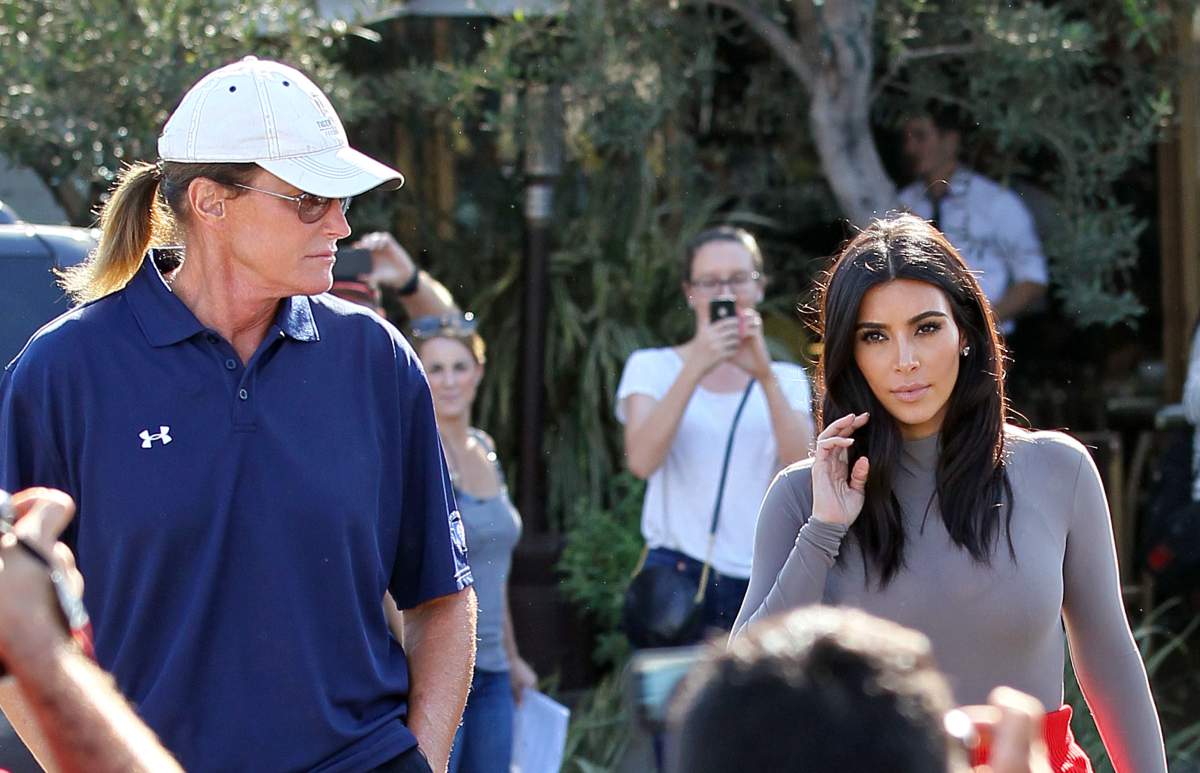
[230,183,352,224]
[409,312,478,341]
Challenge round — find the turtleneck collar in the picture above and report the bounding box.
[900,432,940,473]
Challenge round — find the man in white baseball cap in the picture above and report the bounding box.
[0,56,477,773]
[159,55,404,198]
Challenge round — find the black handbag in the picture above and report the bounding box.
[621,380,755,649]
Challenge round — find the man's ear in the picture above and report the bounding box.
[187,178,230,224]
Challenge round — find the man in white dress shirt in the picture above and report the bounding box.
[897,105,1048,334]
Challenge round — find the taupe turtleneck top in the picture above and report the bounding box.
[734,426,1165,772]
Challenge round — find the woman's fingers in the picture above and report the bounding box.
[817,412,869,441]
[815,437,854,455]
[848,456,870,492]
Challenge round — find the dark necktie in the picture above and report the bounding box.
[928,190,944,231]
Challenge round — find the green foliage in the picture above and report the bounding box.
[1064,599,1200,769]
[0,0,363,222]
[560,672,631,773]
[873,0,1188,325]
[558,471,646,668]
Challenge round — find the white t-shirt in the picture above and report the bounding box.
[615,347,813,578]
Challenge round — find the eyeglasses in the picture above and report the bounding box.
[230,183,351,224]
[410,312,478,341]
[688,271,761,293]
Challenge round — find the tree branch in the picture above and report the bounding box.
[705,0,815,92]
[871,42,979,102]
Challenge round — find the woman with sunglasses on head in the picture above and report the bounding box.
[734,214,1165,771]
[0,58,476,773]
[617,226,815,644]
[408,314,536,773]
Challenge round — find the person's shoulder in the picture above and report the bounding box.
[626,346,677,363]
[1003,424,1090,472]
[761,457,815,519]
[770,360,810,381]
[5,293,124,375]
[964,169,1030,211]
[774,457,816,494]
[471,427,497,451]
[623,346,680,373]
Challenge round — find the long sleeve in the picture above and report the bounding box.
[731,465,849,639]
[1061,448,1166,772]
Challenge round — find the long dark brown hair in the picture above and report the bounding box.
[815,214,1013,586]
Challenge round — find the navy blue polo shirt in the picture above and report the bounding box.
[0,256,473,772]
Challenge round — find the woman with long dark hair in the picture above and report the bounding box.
[733,214,1164,771]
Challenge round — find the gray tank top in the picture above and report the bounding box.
[456,430,522,673]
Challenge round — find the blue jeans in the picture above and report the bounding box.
[642,547,749,641]
[448,668,513,773]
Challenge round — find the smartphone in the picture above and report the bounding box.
[627,645,704,730]
[334,247,373,281]
[709,297,737,324]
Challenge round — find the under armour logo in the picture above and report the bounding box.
[139,426,172,448]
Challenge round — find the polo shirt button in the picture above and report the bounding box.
[238,388,249,400]
[224,359,237,371]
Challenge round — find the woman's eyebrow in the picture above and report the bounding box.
[854,310,948,330]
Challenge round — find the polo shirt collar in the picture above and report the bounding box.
[276,295,319,343]
[125,253,206,347]
[125,253,320,347]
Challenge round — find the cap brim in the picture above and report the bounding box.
[258,146,404,198]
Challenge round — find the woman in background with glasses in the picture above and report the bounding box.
[408,314,537,773]
[616,226,815,644]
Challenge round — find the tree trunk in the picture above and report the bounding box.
[803,0,896,225]
[808,76,896,226]
[709,0,897,225]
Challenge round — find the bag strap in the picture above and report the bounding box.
[628,378,757,605]
[694,379,756,601]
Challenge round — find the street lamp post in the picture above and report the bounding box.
[518,82,562,535]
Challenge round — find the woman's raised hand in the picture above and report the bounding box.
[687,316,741,375]
[810,412,871,527]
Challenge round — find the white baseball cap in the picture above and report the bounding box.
[158,56,403,198]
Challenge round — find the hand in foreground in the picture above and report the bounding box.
[509,656,538,705]
[0,488,82,662]
[955,687,1052,773]
[354,232,417,289]
[810,412,870,527]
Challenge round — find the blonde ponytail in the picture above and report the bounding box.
[59,162,174,304]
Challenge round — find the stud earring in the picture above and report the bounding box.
[960,345,971,357]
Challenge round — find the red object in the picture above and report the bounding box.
[1147,544,1174,572]
[970,704,1092,772]
[72,621,96,661]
